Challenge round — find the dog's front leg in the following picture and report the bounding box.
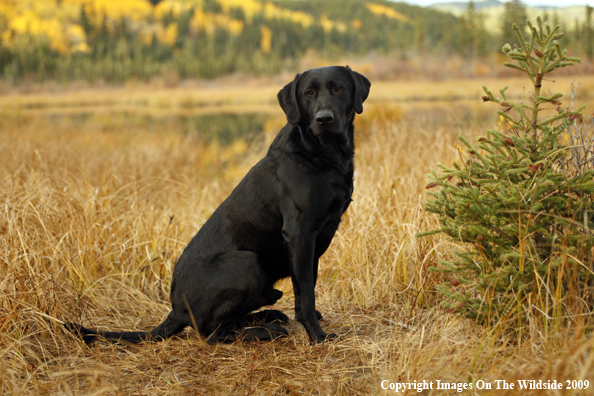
[282,215,335,342]
[288,234,334,343]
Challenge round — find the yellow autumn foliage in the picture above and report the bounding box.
[71,41,91,53]
[217,0,262,21]
[6,9,71,53]
[226,18,245,36]
[366,2,412,25]
[319,14,334,34]
[158,22,178,46]
[0,0,338,55]
[0,1,89,53]
[317,14,347,34]
[66,0,153,21]
[263,3,314,29]
[189,8,244,36]
[260,25,271,54]
[189,7,210,33]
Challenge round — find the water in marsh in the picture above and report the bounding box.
[2,110,272,145]
[0,96,497,148]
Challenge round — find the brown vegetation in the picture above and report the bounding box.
[1,80,594,394]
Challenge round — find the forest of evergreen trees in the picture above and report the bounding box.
[0,0,591,83]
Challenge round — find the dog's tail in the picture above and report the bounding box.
[64,312,186,345]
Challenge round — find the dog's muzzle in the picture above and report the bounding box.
[316,110,334,126]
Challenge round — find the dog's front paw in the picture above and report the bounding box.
[311,331,338,343]
[324,332,338,342]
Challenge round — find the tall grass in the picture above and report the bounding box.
[1,97,593,394]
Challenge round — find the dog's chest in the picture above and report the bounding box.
[321,171,353,218]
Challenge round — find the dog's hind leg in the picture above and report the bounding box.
[254,288,283,308]
[244,309,289,325]
[207,322,288,343]
[179,251,288,343]
[245,287,289,324]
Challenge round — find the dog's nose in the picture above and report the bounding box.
[315,110,334,125]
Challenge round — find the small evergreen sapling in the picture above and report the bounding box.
[419,18,594,326]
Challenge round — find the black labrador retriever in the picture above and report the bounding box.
[65,66,370,344]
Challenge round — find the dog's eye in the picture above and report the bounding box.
[306,89,315,96]
[334,86,342,92]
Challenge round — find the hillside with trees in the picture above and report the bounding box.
[0,0,591,83]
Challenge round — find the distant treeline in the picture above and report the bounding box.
[0,0,591,83]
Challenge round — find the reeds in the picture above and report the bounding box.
[1,93,593,394]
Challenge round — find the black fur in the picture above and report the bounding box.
[65,66,371,344]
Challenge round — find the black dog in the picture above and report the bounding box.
[65,66,370,344]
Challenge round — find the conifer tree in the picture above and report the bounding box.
[500,0,527,47]
[458,1,489,59]
[419,18,594,326]
[585,6,593,60]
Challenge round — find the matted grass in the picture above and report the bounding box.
[1,79,594,394]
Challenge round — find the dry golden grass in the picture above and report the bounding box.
[2,74,594,116]
[1,79,594,395]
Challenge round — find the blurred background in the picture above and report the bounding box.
[0,0,593,86]
[1,0,593,145]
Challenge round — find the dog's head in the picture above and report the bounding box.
[277,66,371,137]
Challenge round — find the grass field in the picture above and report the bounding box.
[1,75,594,395]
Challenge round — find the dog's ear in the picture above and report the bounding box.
[346,66,371,114]
[277,73,301,125]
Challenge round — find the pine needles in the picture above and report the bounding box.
[420,18,594,331]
